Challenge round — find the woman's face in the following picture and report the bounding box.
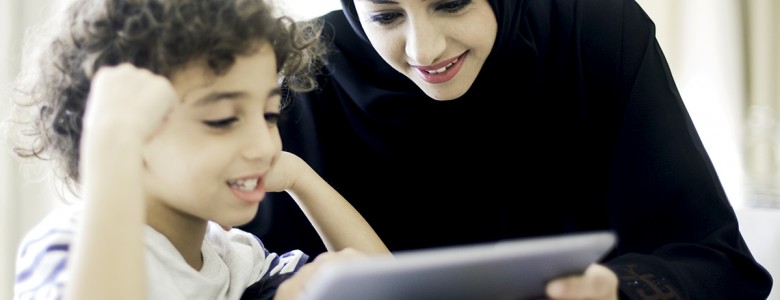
[353,0,497,101]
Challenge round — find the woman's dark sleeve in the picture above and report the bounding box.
[586,1,774,299]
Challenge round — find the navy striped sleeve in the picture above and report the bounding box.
[14,208,79,300]
[240,249,310,300]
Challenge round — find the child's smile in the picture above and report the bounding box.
[227,176,265,204]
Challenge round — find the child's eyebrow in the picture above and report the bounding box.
[194,91,245,106]
[193,88,282,106]
[356,0,399,4]
[268,87,282,98]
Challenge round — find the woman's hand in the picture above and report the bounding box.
[546,263,619,300]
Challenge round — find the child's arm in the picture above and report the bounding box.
[265,151,389,254]
[65,64,175,300]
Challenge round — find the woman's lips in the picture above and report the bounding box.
[414,51,467,84]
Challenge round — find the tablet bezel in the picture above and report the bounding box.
[301,231,617,300]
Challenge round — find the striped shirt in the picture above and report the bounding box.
[14,204,309,300]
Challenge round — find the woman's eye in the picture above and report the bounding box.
[264,112,281,125]
[437,0,472,13]
[203,117,238,129]
[369,12,403,25]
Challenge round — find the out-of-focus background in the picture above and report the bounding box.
[1,0,778,299]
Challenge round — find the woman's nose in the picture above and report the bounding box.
[405,16,446,66]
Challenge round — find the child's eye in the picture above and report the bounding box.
[264,112,281,125]
[368,12,403,25]
[437,0,472,13]
[203,117,238,129]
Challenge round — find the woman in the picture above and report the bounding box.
[240,0,773,298]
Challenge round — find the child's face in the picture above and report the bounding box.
[141,43,281,228]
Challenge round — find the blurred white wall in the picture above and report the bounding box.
[638,1,779,299]
[1,1,64,298]
[275,0,341,20]
[0,0,16,297]
[637,0,748,208]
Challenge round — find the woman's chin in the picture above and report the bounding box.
[412,78,471,101]
[422,89,466,101]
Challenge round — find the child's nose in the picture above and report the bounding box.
[241,124,277,162]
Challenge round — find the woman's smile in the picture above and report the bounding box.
[413,51,467,84]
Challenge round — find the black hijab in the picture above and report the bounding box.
[337,0,526,94]
[329,0,538,158]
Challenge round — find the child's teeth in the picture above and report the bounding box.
[230,178,257,191]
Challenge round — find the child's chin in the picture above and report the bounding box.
[229,214,258,228]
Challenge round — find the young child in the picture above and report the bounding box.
[8,0,388,299]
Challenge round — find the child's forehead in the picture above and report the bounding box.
[170,45,280,105]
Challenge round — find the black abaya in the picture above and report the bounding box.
[240,0,773,298]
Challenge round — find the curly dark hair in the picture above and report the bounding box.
[6,0,325,191]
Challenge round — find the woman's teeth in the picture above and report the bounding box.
[426,58,458,74]
[228,178,258,191]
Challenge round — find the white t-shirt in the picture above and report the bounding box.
[13,204,308,300]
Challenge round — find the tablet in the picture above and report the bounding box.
[301,231,616,300]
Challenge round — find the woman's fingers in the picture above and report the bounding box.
[546,264,619,300]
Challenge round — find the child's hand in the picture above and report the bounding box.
[264,151,306,193]
[84,63,176,142]
[216,152,304,232]
[273,248,369,300]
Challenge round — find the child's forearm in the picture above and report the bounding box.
[65,128,146,300]
[286,162,389,255]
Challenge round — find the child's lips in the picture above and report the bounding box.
[227,176,265,204]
